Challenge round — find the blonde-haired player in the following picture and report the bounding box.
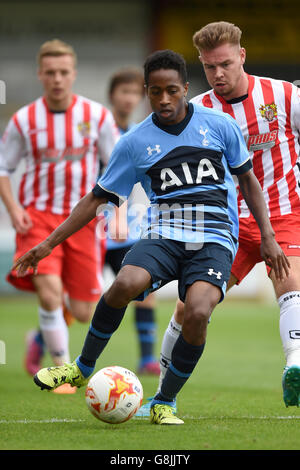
[0,39,119,391]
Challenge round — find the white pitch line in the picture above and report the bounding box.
[183,415,300,420]
[0,418,86,424]
[1,416,300,424]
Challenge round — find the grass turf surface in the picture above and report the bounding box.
[1,294,300,451]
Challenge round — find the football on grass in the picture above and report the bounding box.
[85,366,143,424]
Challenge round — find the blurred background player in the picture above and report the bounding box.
[143,21,300,413]
[103,68,160,375]
[0,39,118,391]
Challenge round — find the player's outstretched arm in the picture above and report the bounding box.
[237,169,290,281]
[0,176,33,234]
[12,191,107,277]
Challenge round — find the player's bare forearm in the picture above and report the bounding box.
[12,192,107,276]
[237,170,274,238]
[46,192,106,248]
[0,175,33,233]
[0,175,19,214]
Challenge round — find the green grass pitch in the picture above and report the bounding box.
[1,294,300,451]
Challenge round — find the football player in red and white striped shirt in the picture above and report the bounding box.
[0,40,119,387]
[153,21,300,409]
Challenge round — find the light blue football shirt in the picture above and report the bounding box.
[93,103,252,259]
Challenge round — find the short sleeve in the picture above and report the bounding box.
[93,136,137,206]
[0,115,25,176]
[97,108,120,166]
[222,115,252,175]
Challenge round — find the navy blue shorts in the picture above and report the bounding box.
[121,239,233,303]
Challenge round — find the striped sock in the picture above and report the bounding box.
[135,307,157,367]
[153,333,205,404]
[38,306,70,365]
[34,330,44,348]
[77,296,127,378]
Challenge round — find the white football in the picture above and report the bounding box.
[85,366,143,424]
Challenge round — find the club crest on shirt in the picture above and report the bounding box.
[78,121,91,137]
[199,126,209,146]
[259,103,278,122]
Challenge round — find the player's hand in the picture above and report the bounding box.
[260,236,290,281]
[11,240,53,277]
[10,206,33,234]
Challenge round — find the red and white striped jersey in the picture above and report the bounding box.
[191,74,300,219]
[0,94,119,215]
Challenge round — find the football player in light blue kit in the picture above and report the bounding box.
[104,68,160,376]
[15,50,289,425]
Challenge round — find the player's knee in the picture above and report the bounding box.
[108,275,139,305]
[182,303,211,345]
[68,296,95,323]
[71,303,94,323]
[184,303,211,328]
[38,290,62,311]
[108,266,150,306]
[33,275,62,311]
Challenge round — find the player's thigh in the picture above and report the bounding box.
[62,220,103,303]
[175,268,239,322]
[231,236,261,286]
[105,264,152,307]
[117,238,180,305]
[185,280,221,319]
[268,214,300,298]
[230,218,262,285]
[32,273,64,311]
[8,208,64,292]
[179,242,233,303]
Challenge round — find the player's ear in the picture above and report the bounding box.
[183,82,189,97]
[240,47,246,65]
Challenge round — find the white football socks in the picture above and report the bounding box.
[278,291,300,368]
[157,313,182,393]
[38,306,70,365]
